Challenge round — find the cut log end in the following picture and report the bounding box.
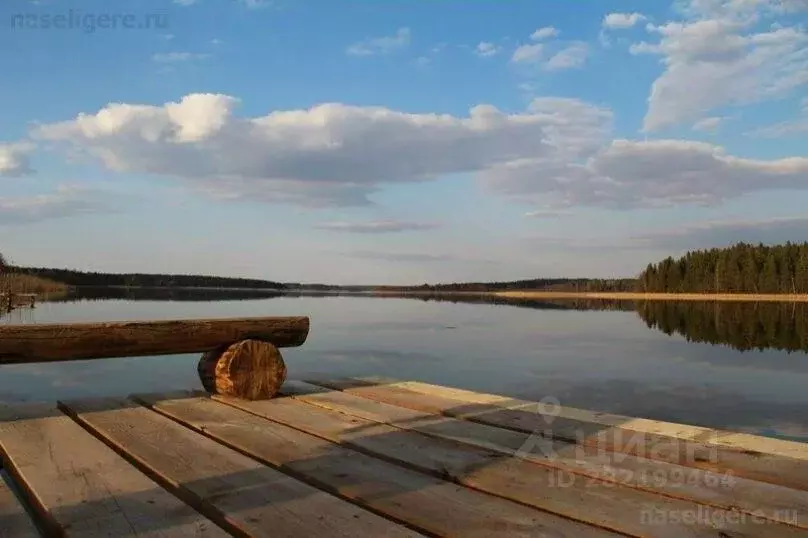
[197,339,287,400]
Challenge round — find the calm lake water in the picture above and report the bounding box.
[2,292,807,442]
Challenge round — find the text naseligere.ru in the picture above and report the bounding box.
[10,10,168,32]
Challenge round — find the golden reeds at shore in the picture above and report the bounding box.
[0,273,70,312]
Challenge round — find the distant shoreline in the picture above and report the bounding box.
[328,289,808,302]
[491,291,808,302]
[17,283,808,304]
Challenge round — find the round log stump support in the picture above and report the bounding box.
[197,339,287,400]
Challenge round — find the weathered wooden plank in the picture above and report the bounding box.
[136,391,619,538]
[313,378,808,491]
[285,381,808,529]
[59,396,420,538]
[0,475,39,538]
[218,388,806,538]
[0,316,309,364]
[391,378,808,461]
[0,402,226,537]
[280,381,571,462]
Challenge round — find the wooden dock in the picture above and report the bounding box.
[0,317,806,536]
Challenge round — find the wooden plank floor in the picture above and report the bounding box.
[0,379,803,537]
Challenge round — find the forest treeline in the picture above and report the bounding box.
[5,241,808,294]
[10,266,287,290]
[371,278,637,293]
[639,242,808,294]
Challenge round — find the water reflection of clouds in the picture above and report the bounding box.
[538,378,808,443]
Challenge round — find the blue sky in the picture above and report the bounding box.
[1,0,807,284]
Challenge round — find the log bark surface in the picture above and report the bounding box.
[0,316,309,364]
[198,339,287,400]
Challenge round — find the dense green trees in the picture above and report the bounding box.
[639,242,808,294]
[10,267,286,290]
[373,277,637,293]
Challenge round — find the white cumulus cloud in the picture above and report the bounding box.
[602,12,646,29]
[634,0,808,131]
[0,142,34,177]
[30,93,808,211]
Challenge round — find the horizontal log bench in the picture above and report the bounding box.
[0,316,310,400]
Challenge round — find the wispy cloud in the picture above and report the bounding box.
[747,100,808,138]
[524,209,570,218]
[511,43,544,63]
[346,27,411,56]
[511,27,588,71]
[692,116,725,133]
[530,26,559,40]
[316,220,439,234]
[241,0,271,9]
[0,185,120,225]
[152,52,210,63]
[475,41,501,57]
[346,250,454,263]
[634,216,808,251]
[545,42,589,70]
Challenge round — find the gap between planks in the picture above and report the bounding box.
[0,401,228,537]
[201,386,805,537]
[136,390,621,538]
[0,470,40,538]
[277,380,808,531]
[355,377,808,461]
[58,396,422,538]
[306,377,808,493]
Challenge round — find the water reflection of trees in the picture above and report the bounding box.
[19,287,808,353]
[398,293,637,312]
[374,295,808,353]
[636,301,808,353]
